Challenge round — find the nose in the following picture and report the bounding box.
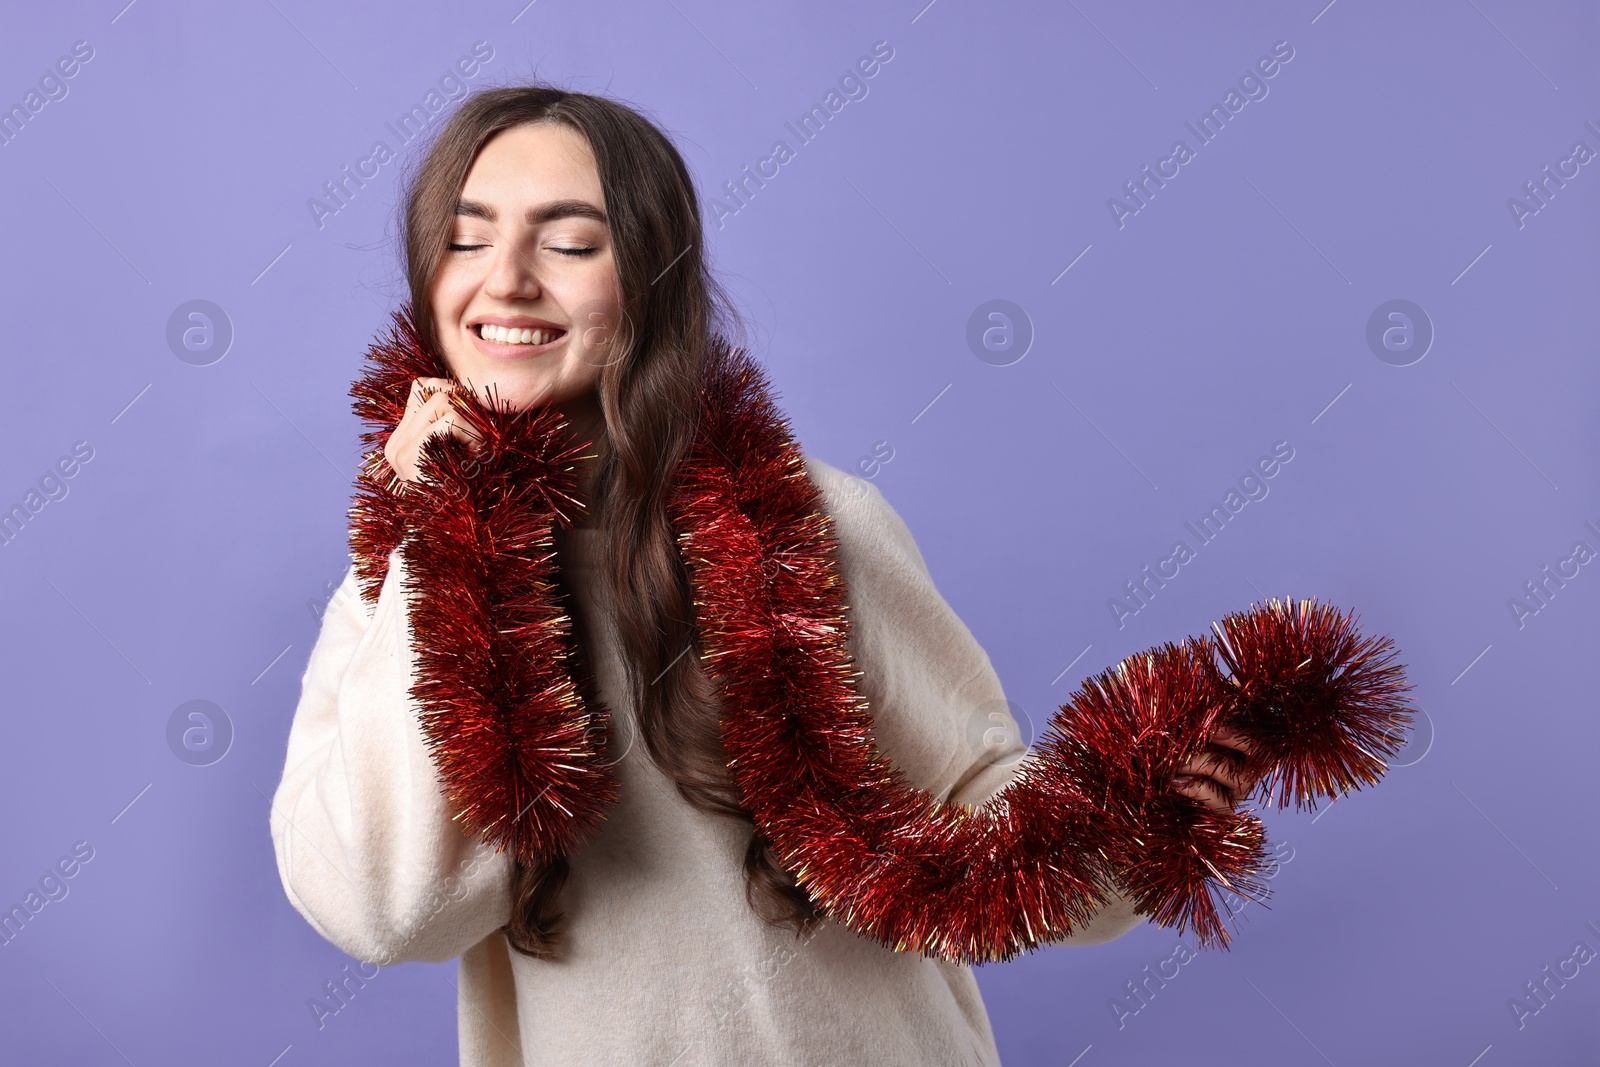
[481,237,542,302]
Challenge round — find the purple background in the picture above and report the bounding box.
[3,1,1597,1063]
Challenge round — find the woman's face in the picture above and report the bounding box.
[429,121,620,421]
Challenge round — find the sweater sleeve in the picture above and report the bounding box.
[807,455,1147,949]
[269,544,515,966]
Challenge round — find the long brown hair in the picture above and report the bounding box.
[394,84,821,959]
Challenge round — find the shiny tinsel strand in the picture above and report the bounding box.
[344,301,1419,962]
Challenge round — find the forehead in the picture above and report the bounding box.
[460,122,604,208]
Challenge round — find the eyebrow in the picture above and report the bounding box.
[454,197,608,226]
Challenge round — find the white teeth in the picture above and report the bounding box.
[478,324,562,345]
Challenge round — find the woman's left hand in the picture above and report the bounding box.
[1171,722,1261,815]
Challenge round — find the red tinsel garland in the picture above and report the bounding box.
[345,304,1417,964]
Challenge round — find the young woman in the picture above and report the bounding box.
[269,85,1271,1066]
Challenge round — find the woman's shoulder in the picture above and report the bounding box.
[801,452,877,517]
[800,452,931,581]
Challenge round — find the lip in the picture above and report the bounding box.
[466,319,569,359]
[469,314,566,330]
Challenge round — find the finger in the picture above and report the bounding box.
[391,397,460,469]
[417,388,462,426]
[1173,768,1233,809]
[407,377,459,413]
[432,390,488,449]
[1208,726,1269,797]
[1208,722,1257,756]
[407,378,440,413]
[425,406,487,455]
[1171,773,1233,814]
[395,396,450,452]
[1208,751,1257,801]
[1178,748,1253,804]
[422,405,464,444]
[1178,746,1243,778]
[1205,728,1260,772]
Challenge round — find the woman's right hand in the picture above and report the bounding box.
[383,377,484,486]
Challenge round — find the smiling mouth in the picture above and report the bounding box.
[474,323,568,346]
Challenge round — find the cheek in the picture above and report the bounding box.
[432,267,490,350]
[431,268,476,318]
[577,259,621,316]
[565,272,624,368]
[565,339,612,385]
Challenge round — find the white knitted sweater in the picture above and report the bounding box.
[269,453,1145,1066]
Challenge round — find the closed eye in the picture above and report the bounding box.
[445,243,598,256]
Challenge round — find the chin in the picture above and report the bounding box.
[509,378,593,415]
[485,379,558,412]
